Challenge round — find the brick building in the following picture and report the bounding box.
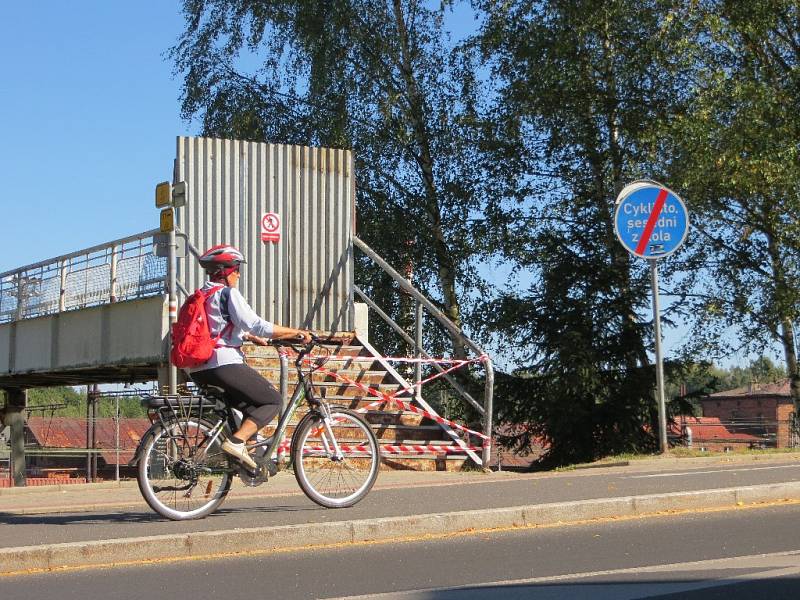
[699,379,797,448]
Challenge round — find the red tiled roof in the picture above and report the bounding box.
[26,417,150,452]
[708,379,791,398]
[97,450,136,465]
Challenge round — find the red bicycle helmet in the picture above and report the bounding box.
[198,244,246,272]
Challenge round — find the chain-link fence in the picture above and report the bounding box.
[0,230,165,324]
[0,390,153,487]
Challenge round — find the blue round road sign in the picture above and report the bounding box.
[614,181,689,259]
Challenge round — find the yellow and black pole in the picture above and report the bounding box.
[156,181,179,395]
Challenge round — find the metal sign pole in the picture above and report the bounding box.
[615,181,689,456]
[649,259,668,453]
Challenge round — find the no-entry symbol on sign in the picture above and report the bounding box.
[614,181,689,259]
[261,212,281,244]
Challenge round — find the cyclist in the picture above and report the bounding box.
[185,244,311,470]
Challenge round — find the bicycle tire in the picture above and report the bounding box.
[137,416,233,520]
[292,407,380,508]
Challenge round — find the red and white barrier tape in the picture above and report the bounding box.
[309,360,491,446]
[277,443,486,455]
[273,349,491,450]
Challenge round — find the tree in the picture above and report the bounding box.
[477,0,690,463]
[172,1,496,361]
[26,386,85,415]
[661,0,800,415]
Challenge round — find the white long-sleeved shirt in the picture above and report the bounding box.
[185,282,275,373]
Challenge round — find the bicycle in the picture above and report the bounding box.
[134,335,381,520]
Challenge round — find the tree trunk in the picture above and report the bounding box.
[766,226,800,415]
[596,23,649,370]
[391,0,466,359]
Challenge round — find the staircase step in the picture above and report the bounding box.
[242,344,365,358]
[244,355,383,369]
[315,384,405,398]
[379,455,470,472]
[250,365,394,386]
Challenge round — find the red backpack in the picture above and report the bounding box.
[170,286,231,368]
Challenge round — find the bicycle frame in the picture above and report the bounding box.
[249,342,343,465]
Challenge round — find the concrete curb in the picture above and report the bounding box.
[3,481,800,575]
[0,481,131,496]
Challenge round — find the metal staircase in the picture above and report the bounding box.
[243,337,479,470]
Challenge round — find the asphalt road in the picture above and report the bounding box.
[3,501,800,599]
[2,460,800,548]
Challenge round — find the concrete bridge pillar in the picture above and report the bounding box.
[3,389,27,487]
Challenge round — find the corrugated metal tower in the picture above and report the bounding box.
[173,136,355,332]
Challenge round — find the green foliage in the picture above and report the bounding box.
[26,387,85,417]
[477,0,690,464]
[172,0,498,359]
[657,0,800,401]
[3,387,149,419]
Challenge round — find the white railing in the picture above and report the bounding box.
[0,230,165,324]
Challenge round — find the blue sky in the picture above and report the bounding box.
[0,2,191,273]
[0,2,483,276]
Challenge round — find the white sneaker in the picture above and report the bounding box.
[221,439,258,469]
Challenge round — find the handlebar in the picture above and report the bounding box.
[270,333,347,369]
[270,333,348,347]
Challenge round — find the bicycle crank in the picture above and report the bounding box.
[238,456,277,487]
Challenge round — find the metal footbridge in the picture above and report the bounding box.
[0,230,168,388]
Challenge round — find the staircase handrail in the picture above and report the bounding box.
[353,284,484,415]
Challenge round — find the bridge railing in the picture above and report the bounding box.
[0,230,165,324]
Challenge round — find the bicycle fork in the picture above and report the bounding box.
[317,404,345,461]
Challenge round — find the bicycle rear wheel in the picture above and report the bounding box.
[137,416,233,520]
[292,408,380,508]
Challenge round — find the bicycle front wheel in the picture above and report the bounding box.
[137,417,233,520]
[292,408,380,508]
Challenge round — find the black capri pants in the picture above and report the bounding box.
[190,363,281,428]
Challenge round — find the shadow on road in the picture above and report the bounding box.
[0,511,163,526]
[0,502,325,526]
[372,576,800,599]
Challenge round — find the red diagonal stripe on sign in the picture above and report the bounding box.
[635,188,669,256]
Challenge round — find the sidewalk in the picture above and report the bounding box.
[0,470,513,515]
[2,452,800,575]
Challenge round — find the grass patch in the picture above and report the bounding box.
[668,447,800,458]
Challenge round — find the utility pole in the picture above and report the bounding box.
[86,384,99,482]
